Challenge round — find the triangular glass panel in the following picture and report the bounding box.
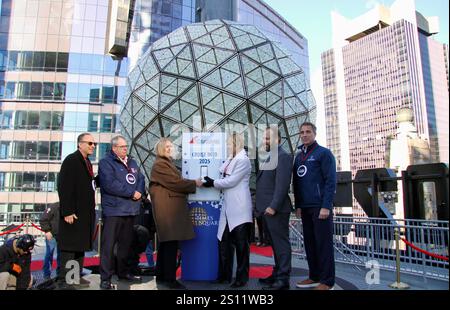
[200,84,220,106]
[262,58,281,74]
[136,121,161,151]
[152,36,170,50]
[168,27,187,46]
[286,74,306,94]
[249,104,265,124]
[204,109,223,130]
[257,44,275,63]
[163,101,182,121]
[194,34,214,46]
[186,24,208,40]
[128,66,141,89]
[223,93,244,114]
[205,23,222,33]
[225,76,245,97]
[180,102,198,122]
[197,61,217,78]
[278,57,301,75]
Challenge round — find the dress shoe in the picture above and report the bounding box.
[167,280,187,290]
[100,280,115,290]
[258,275,275,285]
[56,281,76,290]
[230,280,247,288]
[118,274,142,283]
[262,280,289,290]
[212,277,232,284]
[73,277,90,288]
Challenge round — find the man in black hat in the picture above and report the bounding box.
[0,234,35,290]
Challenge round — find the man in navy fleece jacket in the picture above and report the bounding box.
[293,122,336,290]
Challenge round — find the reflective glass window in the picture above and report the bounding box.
[24,141,37,159]
[0,110,12,128]
[39,111,52,130]
[0,141,9,159]
[90,85,101,102]
[32,52,45,71]
[12,141,25,159]
[78,83,91,102]
[79,53,93,74]
[4,81,15,98]
[91,54,104,75]
[54,83,66,100]
[49,142,62,160]
[88,113,99,131]
[16,81,30,99]
[30,82,42,99]
[44,52,57,71]
[0,34,6,50]
[100,114,114,132]
[42,82,54,99]
[7,51,18,70]
[1,0,12,16]
[37,141,50,159]
[102,86,114,103]
[66,83,79,101]
[56,52,68,72]
[0,50,7,70]
[63,111,77,130]
[14,111,27,129]
[51,111,64,130]
[19,51,33,70]
[22,172,35,191]
[27,111,39,129]
[98,143,110,159]
[68,53,81,73]
[104,56,118,75]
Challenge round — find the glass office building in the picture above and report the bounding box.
[321,0,449,216]
[0,0,127,220]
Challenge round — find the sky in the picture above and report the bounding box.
[264,0,449,75]
[264,0,449,145]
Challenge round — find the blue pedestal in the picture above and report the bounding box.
[181,201,221,281]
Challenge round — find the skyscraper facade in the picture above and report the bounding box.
[322,0,449,178]
[0,0,127,221]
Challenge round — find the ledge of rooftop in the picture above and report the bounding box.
[29,244,448,290]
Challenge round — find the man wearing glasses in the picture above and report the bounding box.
[57,133,97,289]
[98,135,145,289]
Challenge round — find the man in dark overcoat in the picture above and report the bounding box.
[56,132,97,289]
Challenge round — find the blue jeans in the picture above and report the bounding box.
[145,242,155,267]
[43,237,61,279]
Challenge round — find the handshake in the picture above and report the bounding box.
[202,176,215,188]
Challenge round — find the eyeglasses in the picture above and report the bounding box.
[115,145,128,149]
[81,141,97,146]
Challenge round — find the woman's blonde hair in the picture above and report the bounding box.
[155,137,172,158]
[227,132,244,155]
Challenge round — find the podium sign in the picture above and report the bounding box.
[181,132,226,281]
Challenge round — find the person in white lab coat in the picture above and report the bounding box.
[203,133,253,288]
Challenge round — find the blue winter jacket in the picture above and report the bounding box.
[292,141,336,210]
[98,151,146,217]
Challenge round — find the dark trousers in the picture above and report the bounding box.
[57,251,84,284]
[256,215,270,244]
[264,212,291,281]
[100,216,134,281]
[301,207,335,287]
[218,222,251,283]
[156,240,178,283]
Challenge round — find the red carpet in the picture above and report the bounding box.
[31,245,274,279]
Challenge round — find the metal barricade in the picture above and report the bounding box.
[289,215,449,281]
